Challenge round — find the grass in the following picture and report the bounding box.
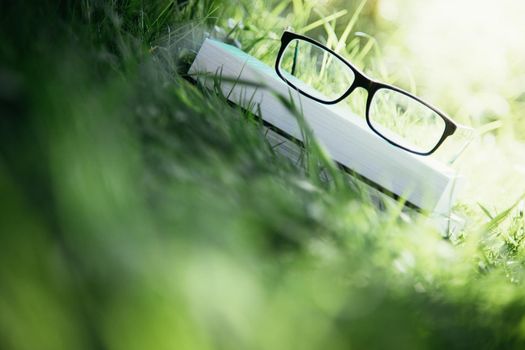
[1,1,525,349]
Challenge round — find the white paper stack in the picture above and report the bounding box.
[189,39,461,215]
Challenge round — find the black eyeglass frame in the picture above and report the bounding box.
[274,30,458,156]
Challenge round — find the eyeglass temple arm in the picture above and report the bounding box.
[291,41,299,76]
[448,123,475,165]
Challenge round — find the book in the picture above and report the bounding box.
[188,38,462,215]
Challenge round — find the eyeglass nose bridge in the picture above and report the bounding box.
[339,72,379,103]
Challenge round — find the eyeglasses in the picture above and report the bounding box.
[275,31,470,156]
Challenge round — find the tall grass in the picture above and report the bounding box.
[1,1,525,349]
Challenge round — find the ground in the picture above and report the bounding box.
[1,1,525,349]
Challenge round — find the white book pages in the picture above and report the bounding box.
[189,39,461,214]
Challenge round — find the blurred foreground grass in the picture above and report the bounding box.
[1,1,525,349]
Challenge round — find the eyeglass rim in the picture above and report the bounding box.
[274,30,458,156]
